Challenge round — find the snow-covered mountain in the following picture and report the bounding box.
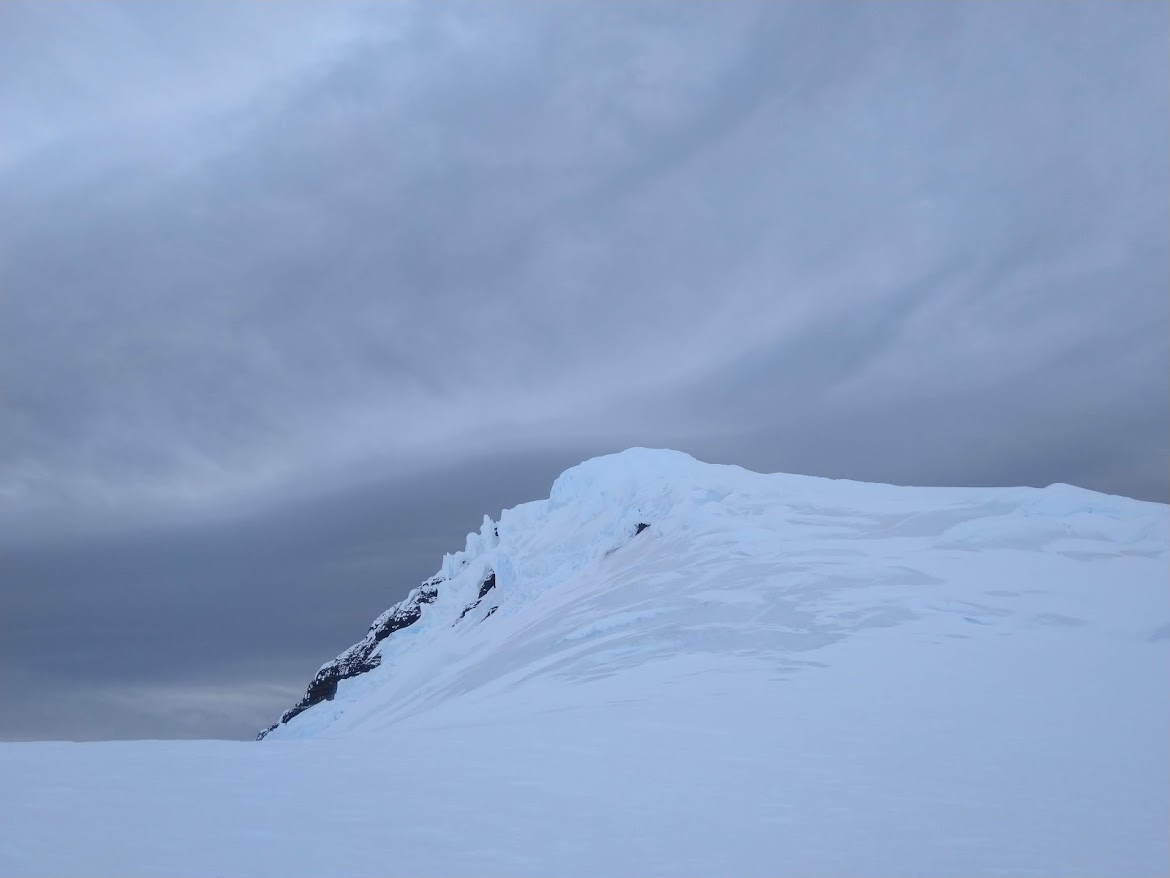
[3,449,1168,877]
[258,448,1169,746]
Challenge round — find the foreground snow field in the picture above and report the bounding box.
[2,449,1167,877]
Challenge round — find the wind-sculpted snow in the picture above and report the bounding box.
[3,449,1168,877]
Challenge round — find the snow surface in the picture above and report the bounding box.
[2,448,1168,877]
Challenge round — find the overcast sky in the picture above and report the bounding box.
[1,1,1166,741]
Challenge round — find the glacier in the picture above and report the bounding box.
[2,448,1167,877]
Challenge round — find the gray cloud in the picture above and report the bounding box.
[0,1,1165,738]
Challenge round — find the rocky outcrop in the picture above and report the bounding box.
[257,577,442,740]
[453,572,496,625]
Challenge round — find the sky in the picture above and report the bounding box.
[1,1,1166,741]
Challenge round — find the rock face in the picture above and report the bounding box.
[454,572,496,624]
[258,567,506,738]
[257,577,443,740]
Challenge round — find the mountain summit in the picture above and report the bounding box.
[259,448,1169,752]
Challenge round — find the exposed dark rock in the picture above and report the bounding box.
[478,573,496,599]
[635,522,650,535]
[257,579,440,740]
[453,571,496,626]
[483,605,498,620]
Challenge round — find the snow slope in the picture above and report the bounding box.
[2,449,1168,877]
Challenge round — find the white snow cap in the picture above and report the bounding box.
[264,447,1167,740]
